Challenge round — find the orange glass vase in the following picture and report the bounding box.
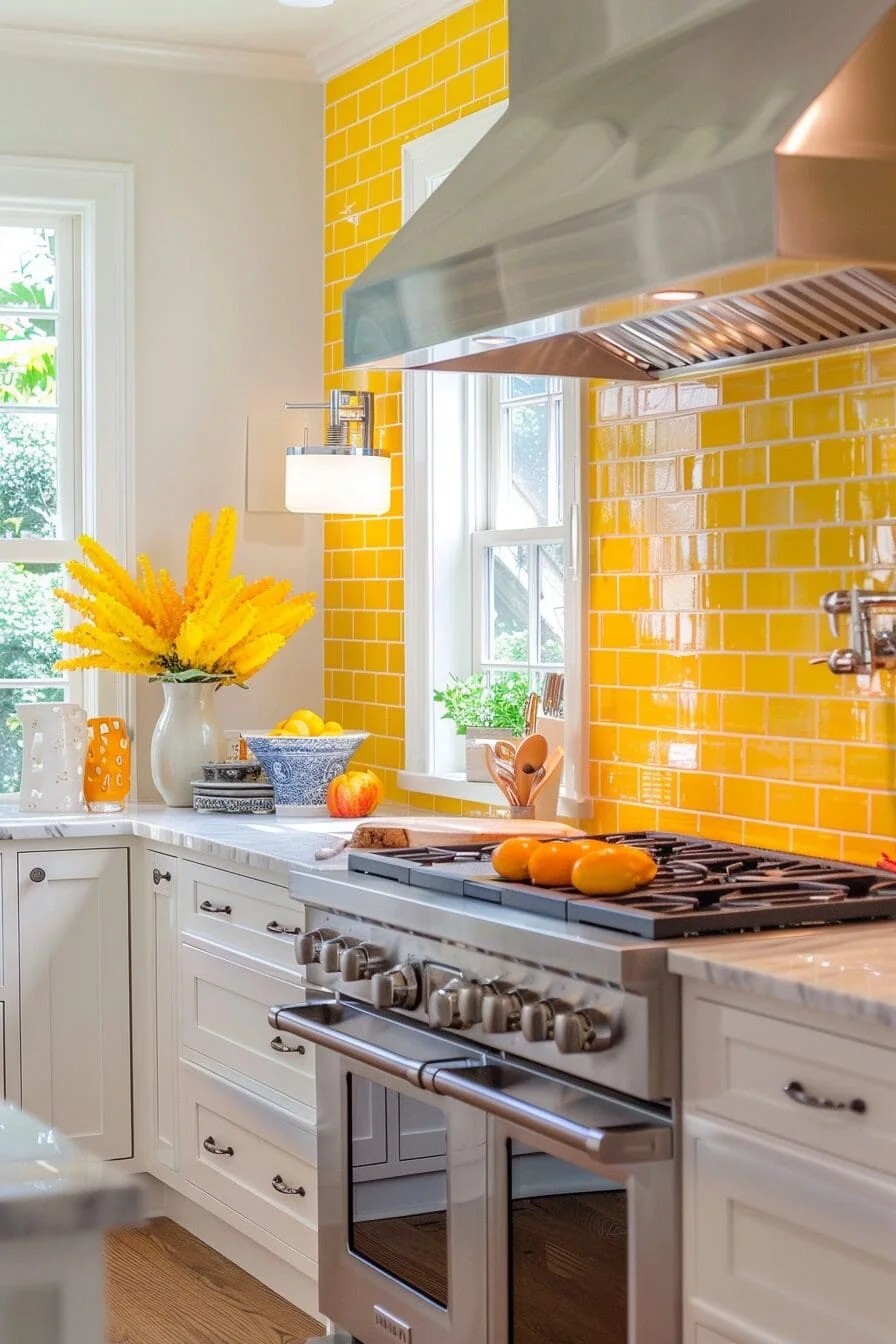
[84,716,131,812]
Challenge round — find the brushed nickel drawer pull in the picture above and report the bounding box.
[200,899,232,915]
[266,919,302,936]
[270,1035,305,1054]
[784,1080,867,1114]
[152,867,172,886]
[203,1136,234,1156]
[29,867,46,883]
[272,1174,305,1196]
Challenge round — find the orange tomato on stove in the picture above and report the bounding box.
[570,843,658,897]
[527,838,608,888]
[490,836,543,882]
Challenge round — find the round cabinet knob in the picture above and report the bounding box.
[481,989,537,1035]
[339,943,383,982]
[320,937,356,974]
[371,964,421,1011]
[554,1008,617,1055]
[295,927,334,966]
[428,979,468,1030]
[521,998,570,1044]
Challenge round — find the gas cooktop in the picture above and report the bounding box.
[347,831,896,939]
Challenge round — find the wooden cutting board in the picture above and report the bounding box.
[350,817,584,849]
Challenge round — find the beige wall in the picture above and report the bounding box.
[0,53,324,796]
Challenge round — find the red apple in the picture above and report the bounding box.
[326,769,384,818]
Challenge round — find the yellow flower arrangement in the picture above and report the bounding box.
[53,507,315,685]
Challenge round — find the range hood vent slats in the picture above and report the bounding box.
[591,268,896,376]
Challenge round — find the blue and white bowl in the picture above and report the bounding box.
[243,732,369,816]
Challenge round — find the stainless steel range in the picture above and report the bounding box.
[270,832,893,1344]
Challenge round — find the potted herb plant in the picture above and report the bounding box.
[433,672,529,781]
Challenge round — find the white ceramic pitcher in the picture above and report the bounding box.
[16,702,89,813]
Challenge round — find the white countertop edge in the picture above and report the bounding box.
[669,924,896,1030]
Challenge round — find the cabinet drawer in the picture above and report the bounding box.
[180,1065,317,1260]
[179,860,303,972]
[689,1129,896,1344]
[181,945,314,1118]
[685,990,896,1176]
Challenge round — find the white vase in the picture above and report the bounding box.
[17,702,89,813]
[150,682,226,807]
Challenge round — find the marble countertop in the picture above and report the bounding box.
[0,803,442,879]
[0,803,378,878]
[0,1104,143,1239]
[669,923,896,1028]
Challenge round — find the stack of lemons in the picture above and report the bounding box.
[269,709,344,738]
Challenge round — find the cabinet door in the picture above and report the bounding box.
[147,852,178,1170]
[398,1092,448,1161]
[352,1077,388,1167]
[688,1127,896,1344]
[18,848,131,1159]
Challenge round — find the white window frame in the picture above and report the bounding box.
[398,110,591,817]
[0,158,134,799]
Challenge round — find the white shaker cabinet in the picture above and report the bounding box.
[682,979,896,1344]
[137,850,179,1174]
[18,847,132,1159]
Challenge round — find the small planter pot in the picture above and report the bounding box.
[464,728,521,782]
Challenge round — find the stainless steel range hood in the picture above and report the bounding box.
[343,0,896,380]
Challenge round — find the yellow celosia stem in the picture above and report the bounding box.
[184,511,212,608]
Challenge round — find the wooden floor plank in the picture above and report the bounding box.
[105,1217,323,1344]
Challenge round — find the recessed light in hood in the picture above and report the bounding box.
[650,290,705,304]
[344,0,896,381]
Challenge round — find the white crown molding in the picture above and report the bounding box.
[0,25,317,82]
[309,0,469,81]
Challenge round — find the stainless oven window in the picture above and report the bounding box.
[348,1074,450,1309]
[506,1138,628,1344]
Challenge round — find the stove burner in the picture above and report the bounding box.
[347,832,896,939]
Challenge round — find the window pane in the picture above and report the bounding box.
[0,412,58,538]
[0,226,56,309]
[494,384,562,530]
[538,542,564,664]
[0,563,66,680]
[0,315,56,405]
[0,685,65,794]
[508,374,549,399]
[489,544,529,663]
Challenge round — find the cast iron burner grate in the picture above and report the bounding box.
[348,832,896,938]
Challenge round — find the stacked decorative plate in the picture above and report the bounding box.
[192,761,274,815]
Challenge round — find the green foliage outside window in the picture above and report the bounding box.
[0,228,63,792]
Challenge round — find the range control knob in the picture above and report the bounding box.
[428,978,469,1030]
[554,1008,617,1055]
[457,981,499,1027]
[340,943,383,982]
[320,936,357,973]
[481,989,538,1034]
[371,964,421,1011]
[521,998,571,1043]
[295,927,337,966]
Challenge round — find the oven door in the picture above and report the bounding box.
[272,1000,677,1344]
[430,1064,677,1344]
[271,998,490,1344]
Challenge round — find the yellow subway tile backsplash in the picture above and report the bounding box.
[324,4,896,845]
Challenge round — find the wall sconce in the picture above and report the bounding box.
[284,389,391,515]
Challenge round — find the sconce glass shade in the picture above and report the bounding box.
[285,448,391,515]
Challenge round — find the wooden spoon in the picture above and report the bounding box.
[494,740,516,763]
[514,733,548,806]
[484,744,520,806]
[529,746,564,805]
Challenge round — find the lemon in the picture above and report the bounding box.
[290,709,325,736]
[322,720,343,735]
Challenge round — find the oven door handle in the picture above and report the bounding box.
[425,1062,673,1167]
[268,997,484,1088]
